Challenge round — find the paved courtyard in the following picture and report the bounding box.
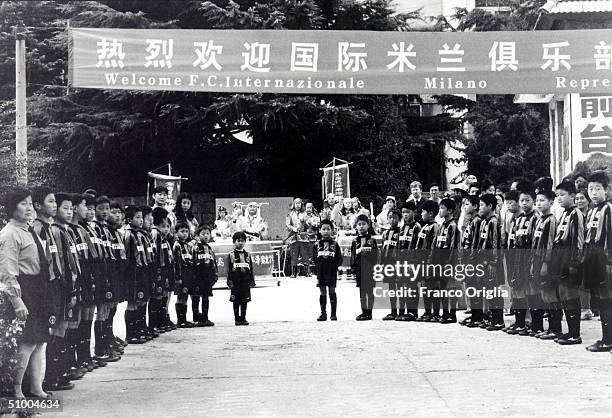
[51,278,611,417]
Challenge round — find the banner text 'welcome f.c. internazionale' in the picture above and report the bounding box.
[69,28,612,94]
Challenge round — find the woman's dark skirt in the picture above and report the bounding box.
[16,274,53,344]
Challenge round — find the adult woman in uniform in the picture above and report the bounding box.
[0,187,54,398]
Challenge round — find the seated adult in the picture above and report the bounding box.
[236,202,268,241]
[212,206,232,241]
[334,198,356,236]
[376,196,396,234]
[320,194,338,223]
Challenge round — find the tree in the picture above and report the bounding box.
[433,1,550,185]
[2,0,448,206]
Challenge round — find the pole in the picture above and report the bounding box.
[331,157,336,198]
[321,174,325,200]
[15,27,27,185]
[146,176,150,207]
[346,162,351,198]
[168,163,171,176]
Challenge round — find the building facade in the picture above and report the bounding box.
[518,0,612,184]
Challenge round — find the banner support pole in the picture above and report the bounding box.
[331,157,336,198]
[146,176,150,207]
[15,26,27,185]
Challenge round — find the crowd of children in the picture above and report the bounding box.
[3,170,612,398]
[1,186,256,397]
[342,173,611,354]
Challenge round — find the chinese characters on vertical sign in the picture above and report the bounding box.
[72,28,612,94]
[323,163,350,199]
[579,95,612,154]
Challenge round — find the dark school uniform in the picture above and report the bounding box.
[414,220,438,276]
[68,222,98,308]
[93,220,112,304]
[313,238,343,288]
[551,207,584,299]
[584,202,612,300]
[583,201,612,348]
[192,240,218,297]
[32,217,63,323]
[399,220,420,251]
[509,210,537,299]
[430,217,460,288]
[350,234,378,288]
[460,214,481,316]
[51,222,81,322]
[380,226,401,284]
[425,217,458,320]
[227,249,256,302]
[472,213,502,326]
[173,238,194,296]
[551,206,585,341]
[150,226,166,299]
[473,214,501,285]
[158,232,175,293]
[532,213,557,300]
[459,214,480,265]
[529,213,556,333]
[413,220,438,319]
[124,225,150,304]
[107,224,127,303]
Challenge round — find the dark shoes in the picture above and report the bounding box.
[556,335,582,345]
[502,323,517,333]
[317,313,327,322]
[356,313,371,321]
[43,379,74,391]
[486,323,505,331]
[127,335,147,344]
[235,318,249,326]
[585,340,612,352]
[416,314,431,322]
[459,317,471,326]
[94,352,120,363]
[382,313,397,321]
[539,331,562,341]
[506,327,526,335]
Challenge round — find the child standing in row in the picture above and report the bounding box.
[193,225,218,327]
[227,231,256,326]
[314,220,343,321]
[351,214,378,321]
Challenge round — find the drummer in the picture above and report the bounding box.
[0,187,54,398]
[237,202,268,241]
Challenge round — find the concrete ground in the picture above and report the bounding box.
[49,278,611,417]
